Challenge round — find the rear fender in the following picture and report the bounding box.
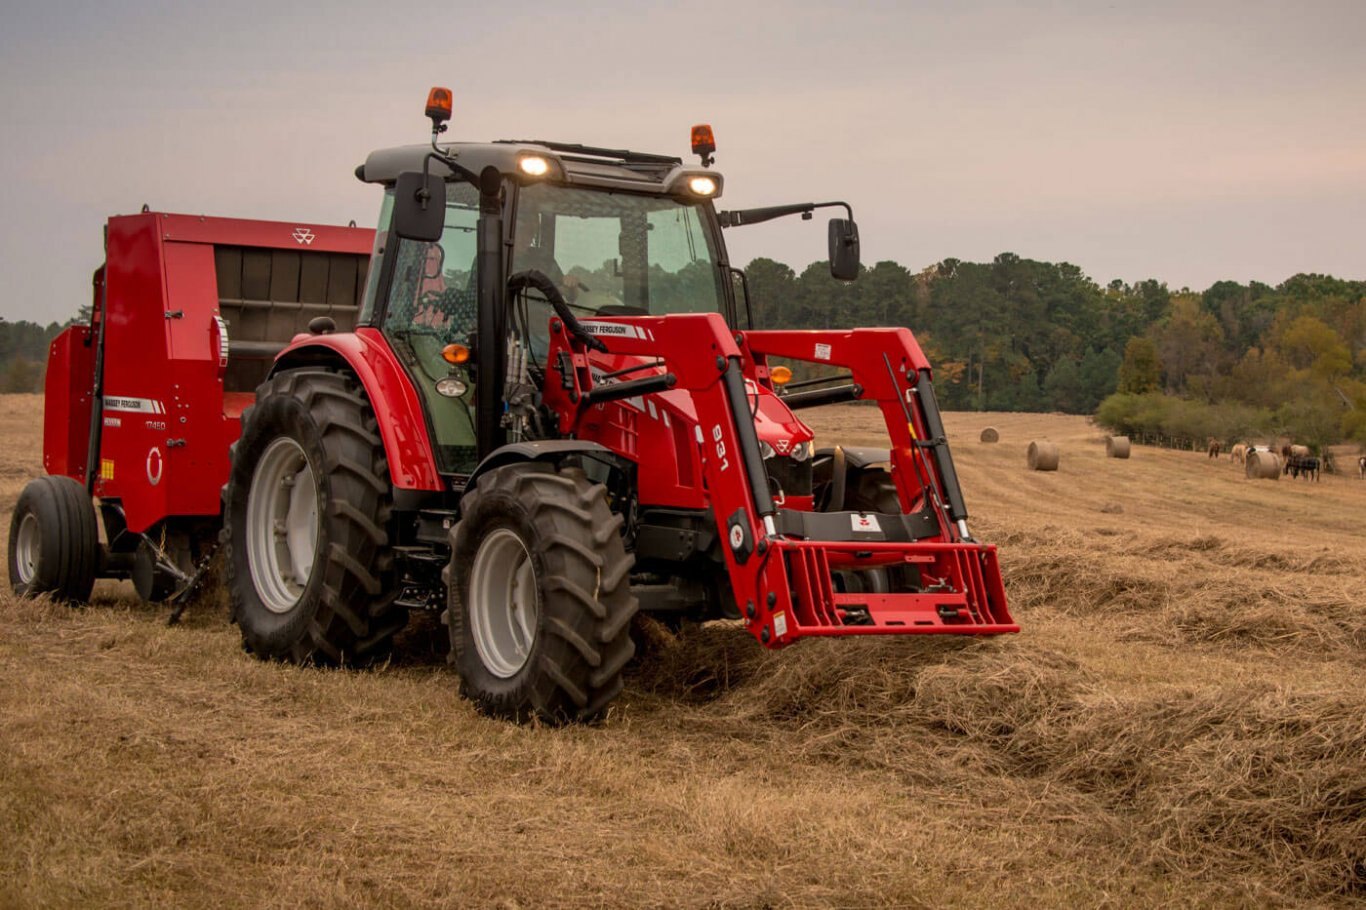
[271,327,442,491]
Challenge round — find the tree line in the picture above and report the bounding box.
[742,255,1365,451]
[0,318,66,393]
[3,253,1363,452]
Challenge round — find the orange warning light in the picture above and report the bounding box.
[441,343,470,365]
[690,123,716,158]
[770,365,793,386]
[426,87,453,125]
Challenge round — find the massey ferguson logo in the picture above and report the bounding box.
[774,439,791,455]
[292,227,316,245]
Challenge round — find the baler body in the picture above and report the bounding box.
[42,212,374,533]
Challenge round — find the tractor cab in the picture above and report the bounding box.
[356,138,735,476]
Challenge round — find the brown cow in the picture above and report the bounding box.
[1207,437,1222,459]
[1358,455,1365,479]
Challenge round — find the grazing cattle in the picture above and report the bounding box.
[1358,455,1365,479]
[1207,437,1222,458]
[1285,455,1321,481]
[1230,443,1248,466]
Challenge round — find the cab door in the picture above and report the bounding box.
[379,182,481,474]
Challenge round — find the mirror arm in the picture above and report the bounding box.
[420,150,480,205]
[718,200,853,228]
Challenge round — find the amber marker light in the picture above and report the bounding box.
[770,365,793,386]
[425,86,453,125]
[442,343,471,365]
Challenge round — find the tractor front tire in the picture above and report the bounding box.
[224,369,405,665]
[8,475,99,603]
[447,463,637,722]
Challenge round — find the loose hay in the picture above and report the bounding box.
[5,402,1366,908]
[1027,440,1060,471]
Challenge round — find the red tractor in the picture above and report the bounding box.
[12,90,1016,721]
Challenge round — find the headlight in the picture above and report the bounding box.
[790,440,813,462]
[435,377,467,398]
[519,155,550,177]
[759,441,775,459]
[688,175,718,196]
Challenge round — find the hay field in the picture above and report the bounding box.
[2,394,1363,908]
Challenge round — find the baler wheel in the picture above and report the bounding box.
[446,463,637,722]
[7,475,99,603]
[224,369,404,665]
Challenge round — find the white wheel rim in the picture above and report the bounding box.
[14,512,38,585]
[468,527,539,678]
[245,437,319,614]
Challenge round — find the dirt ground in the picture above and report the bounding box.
[2,395,1363,908]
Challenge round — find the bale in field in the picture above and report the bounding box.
[979,427,999,443]
[1245,450,1281,480]
[1027,440,1060,471]
[1105,436,1131,459]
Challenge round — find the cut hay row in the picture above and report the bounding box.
[632,629,1366,900]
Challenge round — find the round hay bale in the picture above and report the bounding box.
[979,426,1000,443]
[1245,450,1281,480]
[1290,444,1310,458]
[1027,440,1060,471]
[1105,435,1131,459]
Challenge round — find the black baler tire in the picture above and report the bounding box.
[224,369,405,665]
[447,463,638,723]
[8,475,99,603]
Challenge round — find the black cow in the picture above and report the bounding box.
[1285,455,1320,481]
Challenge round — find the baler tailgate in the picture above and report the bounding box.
[780,540,1016,637]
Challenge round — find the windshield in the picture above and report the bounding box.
[511,183,726,318]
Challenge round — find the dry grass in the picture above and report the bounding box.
[2,398,1364,908]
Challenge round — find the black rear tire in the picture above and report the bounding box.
[447,463,638,722]
[225,369,406,665]
[8,475,99,603]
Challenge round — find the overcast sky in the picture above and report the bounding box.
[1,0,1362,324]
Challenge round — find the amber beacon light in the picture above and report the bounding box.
[426,87,453,130]
[690,123,715,167]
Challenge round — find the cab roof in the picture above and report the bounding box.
[356,140,720,196]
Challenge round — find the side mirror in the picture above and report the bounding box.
[393,171,446,242]
[828,218,860,281]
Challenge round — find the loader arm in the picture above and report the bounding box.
[542,314,1016,648]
